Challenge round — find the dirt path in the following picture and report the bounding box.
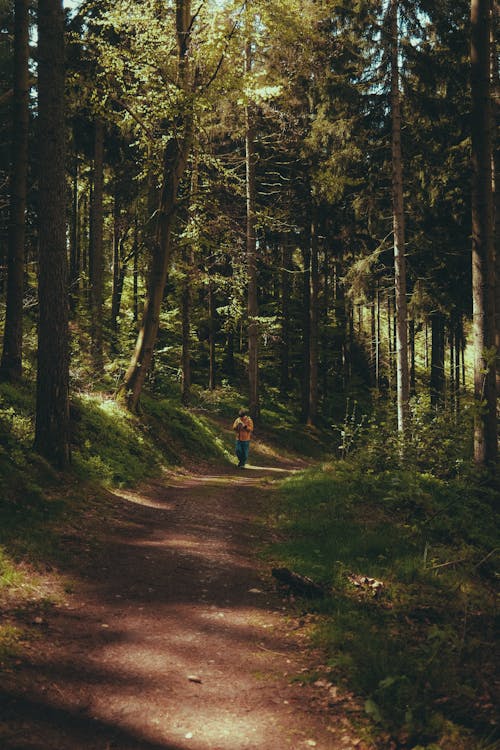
[1,461,368,750]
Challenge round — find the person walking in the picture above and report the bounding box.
[232,408,254,468]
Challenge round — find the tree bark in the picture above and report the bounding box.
[280,238,291,398]
[307,214,319,425]
[208,279,216,391]
[0,0,29,381]
[69,152,80,312]
[389,0,410,434]
[89,118,105,372]
[430,310,445,409]
[301,239,311,422]
[471,0,497,466]
[245,37,260,420]
[121,0,194,413]
[34,0,70,469]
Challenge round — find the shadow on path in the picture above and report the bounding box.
[1,463,349,750]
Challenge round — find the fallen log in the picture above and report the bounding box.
[271,567,326,599]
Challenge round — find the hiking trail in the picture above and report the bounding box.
[1,460,370,750]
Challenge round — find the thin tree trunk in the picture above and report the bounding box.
[121,0,194,413]
[307,213,319,425]
[89,118,105,372]
[471,0,497,466]
[280,238,291,398]
[409,318,416,395]
[370,293,376,385]
[133,211,139,324]
[430,310,445,409]
[245,37,259,419]
[301,239,311,422]
[0,0,29,381]
[208,279,216,391]
[376,282,380,387]
[389,0,410,434]
[111,183,121,336]
[34,0,70,469]
[69,153,79,312]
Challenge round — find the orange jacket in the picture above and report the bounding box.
[233,415,254,441]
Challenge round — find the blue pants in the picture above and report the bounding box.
[235,440,250,466]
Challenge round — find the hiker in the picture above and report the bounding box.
[232,408,254,468]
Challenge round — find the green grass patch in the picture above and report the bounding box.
[267,462,499,749]
[0,624,24,664]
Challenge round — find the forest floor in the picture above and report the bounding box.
[0,446,375,749]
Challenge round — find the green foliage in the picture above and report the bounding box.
[0,624,23,665]
[267,460,499,748]
[71,393,166,486]
[140,393,228,463]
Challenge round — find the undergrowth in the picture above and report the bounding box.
[267,457,499,750]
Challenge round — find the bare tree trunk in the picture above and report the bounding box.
[208,280,216,391]
[0,0,29,381]
[389,0,410,434]
[245,37,260,420]
[430,310,445,409]
[301,239,311,422]
[280,238,291,398]
[69,152,80,312]
[376,281,381,387]
[409,317,416,395]
[307,214,319,425]
[34,0,70,469]
[491,0,500,400]
[121,0,194,413]
[180,258,191,404]
[89,118,104,372]
[133,211,139,324]
[111,182,121,337]
[471,0,497,466]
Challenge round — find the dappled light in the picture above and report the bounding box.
[1,466,346,749]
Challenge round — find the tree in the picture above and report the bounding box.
[388,0,409,435]
[89,117,105,372]
[34,0,70,468]
[245,31,260,420]
[470,0,497,466]
[121,0,195,412]
[0,0,29,381]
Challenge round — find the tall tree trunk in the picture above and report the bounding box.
[370,292,376,385]
[34,0,70,469]
[0,0,29,381]
[111,182,121,338]
[280,238,291,398]
[491,0,500,401]
[89,118,104,372]
[430,310,445,409]
[307,213,319,425]
[471,0,497,466]
[409,318,416,395]
[133,211,139,324]
[245,38,259,419]
[121,0,193,413]
[208,279,216,391]
[389,0,410,434]
[181,248,192,405]
[301,239,311,422]
[69,152,80,312]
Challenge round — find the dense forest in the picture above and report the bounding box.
[0,0,497,465]
[0,1,498,749]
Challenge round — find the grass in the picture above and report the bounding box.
[0,379,497,749]
[266,462,499,750]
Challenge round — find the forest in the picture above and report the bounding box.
[0,1,498,749]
